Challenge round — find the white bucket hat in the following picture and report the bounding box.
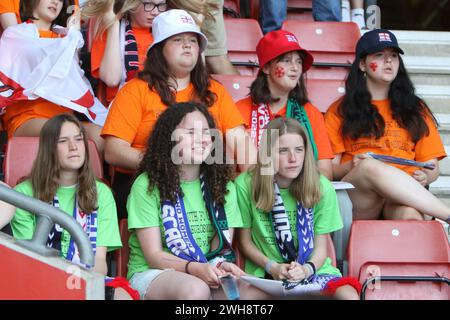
[148,9,208,53]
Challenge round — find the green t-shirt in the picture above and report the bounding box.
[11,180,122,258]
[235,172,343,278]
[126,173,243,279]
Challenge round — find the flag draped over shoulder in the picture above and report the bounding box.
[0,23,108,126]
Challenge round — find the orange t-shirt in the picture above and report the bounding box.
[3,28,72,138]
[236,97,334,160]
[324,99,447,175]
[101,78,246,171]
[91,26,153,103]
[0,0,20,23]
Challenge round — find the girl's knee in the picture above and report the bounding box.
[333,285,360,300]
[177,278,211,300]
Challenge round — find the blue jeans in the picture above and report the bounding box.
[260,0,287,34]
[312,0,342,21]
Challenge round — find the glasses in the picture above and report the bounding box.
[142,2,167,12]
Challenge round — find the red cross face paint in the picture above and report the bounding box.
[369,62,378,72]
[274,66,286,78]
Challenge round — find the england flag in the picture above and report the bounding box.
[0,23,108,125]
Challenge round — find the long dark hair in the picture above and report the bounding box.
[20,0,73,28]
[138,102,232,206]
[138,37,216,108]
[30,113,97,213]
[250,51,309,105]
[339,55,437,142]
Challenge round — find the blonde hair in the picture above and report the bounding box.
[251,117,321,212]
[82,0,141,39]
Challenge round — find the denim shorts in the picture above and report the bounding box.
[129,268,173,300]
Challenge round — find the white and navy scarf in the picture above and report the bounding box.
[46,194,98,268]
[161,174,235,263]
[271,183,339,290]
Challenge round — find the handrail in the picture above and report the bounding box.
[0,185,94,267]
[361,275,450,300]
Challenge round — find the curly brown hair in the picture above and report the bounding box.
[137,102,232,206]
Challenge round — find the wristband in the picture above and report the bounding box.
[305,261,316,275]
[185,261,193,274]
[264,260,275,274]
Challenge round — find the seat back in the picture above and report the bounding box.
[211,74,255,102]
[282,21,360,66]
[115,219,130,278]
[224,18,263,76]
[306,78,346,112]
[4,136,103,187]
[347,220,450,279]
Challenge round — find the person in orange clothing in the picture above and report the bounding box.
[324,29,450,223]
[101,9,256,219]
[236,30,334,180]
[1,0,105,155]
[82,0,166,103]
[0,0,20,31]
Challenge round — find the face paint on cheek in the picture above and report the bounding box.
[274,66,285,78]
[369,62,378,72]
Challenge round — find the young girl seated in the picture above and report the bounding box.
[325,29,450,222]
[236,117,360,300]
[236,30,334,180]
[126,102,267,300]
[101,9,255,219]
[10,113,137,300]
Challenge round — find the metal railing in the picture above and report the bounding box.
[0,184,94,267]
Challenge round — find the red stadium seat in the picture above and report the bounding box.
[306,78,346,112]
[4,136,103,187]
[115,219,130,278]
[224,18,263,76]
[347,220,450,300]
[282,21,360,72]
[211,74,255,102]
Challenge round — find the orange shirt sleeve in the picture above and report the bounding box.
[324,99,346,156]
[210,80,246,133]
[236,97,253,129]
[304,102,334,160]
[0,0,20,22]
[101,79,145,145]
[414,113,447,162]
[90,35,107,79]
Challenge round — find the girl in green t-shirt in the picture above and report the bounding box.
[236,117,360,300]
[126,102,268,300]
[10,113,137,300]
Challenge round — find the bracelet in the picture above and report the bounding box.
[305,261,316,276]
[264,260,275,274]
[185,261,193,274]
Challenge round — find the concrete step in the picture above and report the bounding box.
[410,73,450,86]
[415,85,450,114]
[440,146,450,176]
[403,56,450,75]
[430,176,450,196]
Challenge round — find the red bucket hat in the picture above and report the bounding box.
[256,30,314,73]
